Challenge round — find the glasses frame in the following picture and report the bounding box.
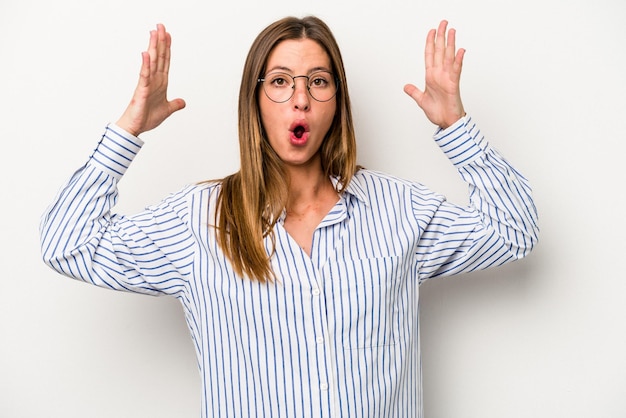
[257,71,339,103]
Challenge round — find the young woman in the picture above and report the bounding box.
[41,16,538,418]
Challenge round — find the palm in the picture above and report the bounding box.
[404,20,465,129]
[117,24,186,137]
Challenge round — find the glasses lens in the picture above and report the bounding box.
[262,72,293,103]
[261,71,337,103]
[307,71,337,102]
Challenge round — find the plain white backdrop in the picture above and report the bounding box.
[1,0,625,417]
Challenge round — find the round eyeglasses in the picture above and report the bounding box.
[258,71,338,103]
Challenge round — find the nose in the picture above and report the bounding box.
[292,77,310,111]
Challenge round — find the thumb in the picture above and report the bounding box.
[168,97,187,114]
[403,84,424,107]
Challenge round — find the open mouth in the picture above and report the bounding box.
[289,120,310,142]
[293,125,306,139]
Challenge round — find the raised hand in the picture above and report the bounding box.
[404,20,466,130]
[116,24,186,137]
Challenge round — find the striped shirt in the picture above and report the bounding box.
[40,115,539,418]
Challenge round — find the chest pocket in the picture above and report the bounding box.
[336,255,403,350]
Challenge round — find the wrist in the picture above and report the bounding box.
[440,110,466,130]
[115,115,141,138]
[113,118,142,139]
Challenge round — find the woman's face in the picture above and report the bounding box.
[259,38,337,171]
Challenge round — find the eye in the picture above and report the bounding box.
[309,72,333,89]
[267,73,291,88]
[310,75,329,88]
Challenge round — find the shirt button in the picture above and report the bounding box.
[320,383,329,391]
[316,336,324,344]
[312,288,321,296]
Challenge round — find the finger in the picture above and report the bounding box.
[156,23,167,73]
[403,83,424,106]
[145,26,155,53]
[444,28,456,67]
[148,29,158,76]
[163,31,172,74]
[424,28,436,70]
[434,20,448,66]
[138,51,151,87]
[453,48,465,75]
[168,97,187,114]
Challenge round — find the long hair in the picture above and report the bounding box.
[216,16,357,282]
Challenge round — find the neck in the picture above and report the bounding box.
[285,164,335,213]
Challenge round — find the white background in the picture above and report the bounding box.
[1,0,625,417]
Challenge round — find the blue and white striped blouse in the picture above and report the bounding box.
[40,115,539,418]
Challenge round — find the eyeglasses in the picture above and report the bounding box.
[257,71,338,103]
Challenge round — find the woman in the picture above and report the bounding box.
[41,16,538,418]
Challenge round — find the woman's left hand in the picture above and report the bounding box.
[404,20,466,130]
[116,24,186,137]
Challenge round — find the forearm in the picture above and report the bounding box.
[39,124,143,285]
[436,116,539,258]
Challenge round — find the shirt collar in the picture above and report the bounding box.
[276,171,370,225]
[331,171,369,206]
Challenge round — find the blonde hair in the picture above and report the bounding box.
[216,16,357,282]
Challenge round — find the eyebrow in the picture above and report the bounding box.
[265,65,332,74]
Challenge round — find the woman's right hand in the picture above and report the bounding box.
[116,24,186,137]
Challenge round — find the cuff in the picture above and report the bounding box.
[433,115,488,168]
[88,123,144,180]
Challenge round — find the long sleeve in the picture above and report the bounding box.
[415,115,539,281]
[39,124,196,297]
